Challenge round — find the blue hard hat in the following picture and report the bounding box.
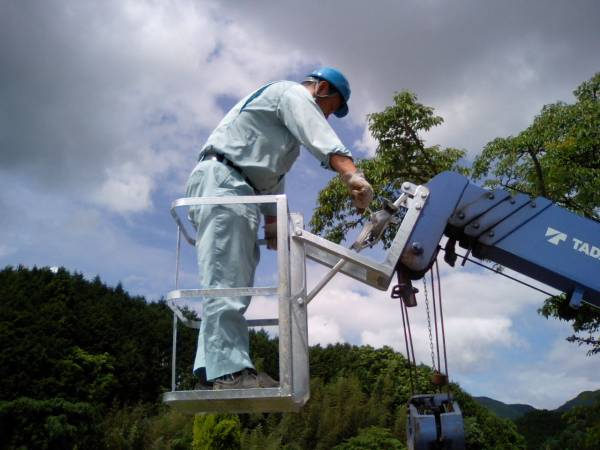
[308,67,351,118]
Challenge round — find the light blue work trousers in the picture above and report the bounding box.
[185,160,260,381]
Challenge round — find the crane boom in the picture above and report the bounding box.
[397,171,600,309]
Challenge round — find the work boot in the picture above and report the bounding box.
[193,381,214,390]
[213,369,279,390]
[193,367,214,390]
[213,369,259,390]
[257,372,279,388]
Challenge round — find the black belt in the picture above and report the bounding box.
[200,151,259,193]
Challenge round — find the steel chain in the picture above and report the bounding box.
[422,277,437,371]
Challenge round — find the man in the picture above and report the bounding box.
[186,67,373,389]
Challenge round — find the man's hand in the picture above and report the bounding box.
[341,171,374,211]
[264,216,277,250]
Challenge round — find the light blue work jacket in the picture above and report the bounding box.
[194,81,353,215]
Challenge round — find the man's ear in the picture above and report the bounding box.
[316,80,330,96]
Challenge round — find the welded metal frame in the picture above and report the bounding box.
[294,182,430,296]
[163,183,430,413]
[163,195,309,413]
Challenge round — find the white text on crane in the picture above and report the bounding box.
[545,227,600,260]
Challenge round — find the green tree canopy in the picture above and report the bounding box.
[0,265,197,449]
[0,266,533,449]
[472,72,600,220]
[311,91,466,245]
[544,403,600,450]
[472,73,600,355]
[332,426,405,450]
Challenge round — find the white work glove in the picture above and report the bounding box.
[341,171,374,211]
[264,217,277,251]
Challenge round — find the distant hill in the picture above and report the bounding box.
[474,396,536,420]
[515,390,600,450]
[556,389,600,412]
[475,389,600,421]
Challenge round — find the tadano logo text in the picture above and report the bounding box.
[545,227,600,260]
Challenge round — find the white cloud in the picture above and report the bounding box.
[0,245,14,258]
[354,126,378,157]
[479,336,600,409]
[443,316,521,372]
[246,296,278,322]
[94,165,155,213]
[301,231,600,408]
[308,315,344,346]
[0,0,306,214]
[218,0,599,158]
[303,262,531,369]
[0,177,174,299]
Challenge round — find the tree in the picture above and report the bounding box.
[545,403,600,450]
[0,398,99,450]
[192,414,241,450]
[332,426,405,450]
[0,265,197,449]
[243,343,525,450]
[472,72,600,354]
[514,409,565,450]
[310,91,465,245]
[472,73,599,219]
[1,266,530,449]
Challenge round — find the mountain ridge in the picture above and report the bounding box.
[474,389,600,420]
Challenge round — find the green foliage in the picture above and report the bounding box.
[0,266,196,405]
[100,404,194,450]
[473,396,536,420]
[239,424,282,450]
[556,389,600,411]
[143,407,194,450]
[0,266,197,450]
[544,402,600,450]
[101,404,153,450]
[193,414,241,450]
[472,72,600,220]
[249,329,279,380]
[310,91,465,245]
[236,343,525,450]
[514,409,564,450]
[0,397,99,450]
[539,293,600,355]
[472,72,600,355]
[0,266,533,450]
[450,389,525,450]
[463,416,486,449]
[58,346,117,403]
[332,426,405,450]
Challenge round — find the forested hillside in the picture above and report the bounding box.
[473,397,536,420]
[0,266,197,449]
[0,266,595,449]
[474,392,600,450]
[556,390,600,412]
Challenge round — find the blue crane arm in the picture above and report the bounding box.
[398,171,600,309]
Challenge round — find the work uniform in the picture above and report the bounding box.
[186,80,353,381]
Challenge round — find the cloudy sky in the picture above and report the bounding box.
[1,0,598,409]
